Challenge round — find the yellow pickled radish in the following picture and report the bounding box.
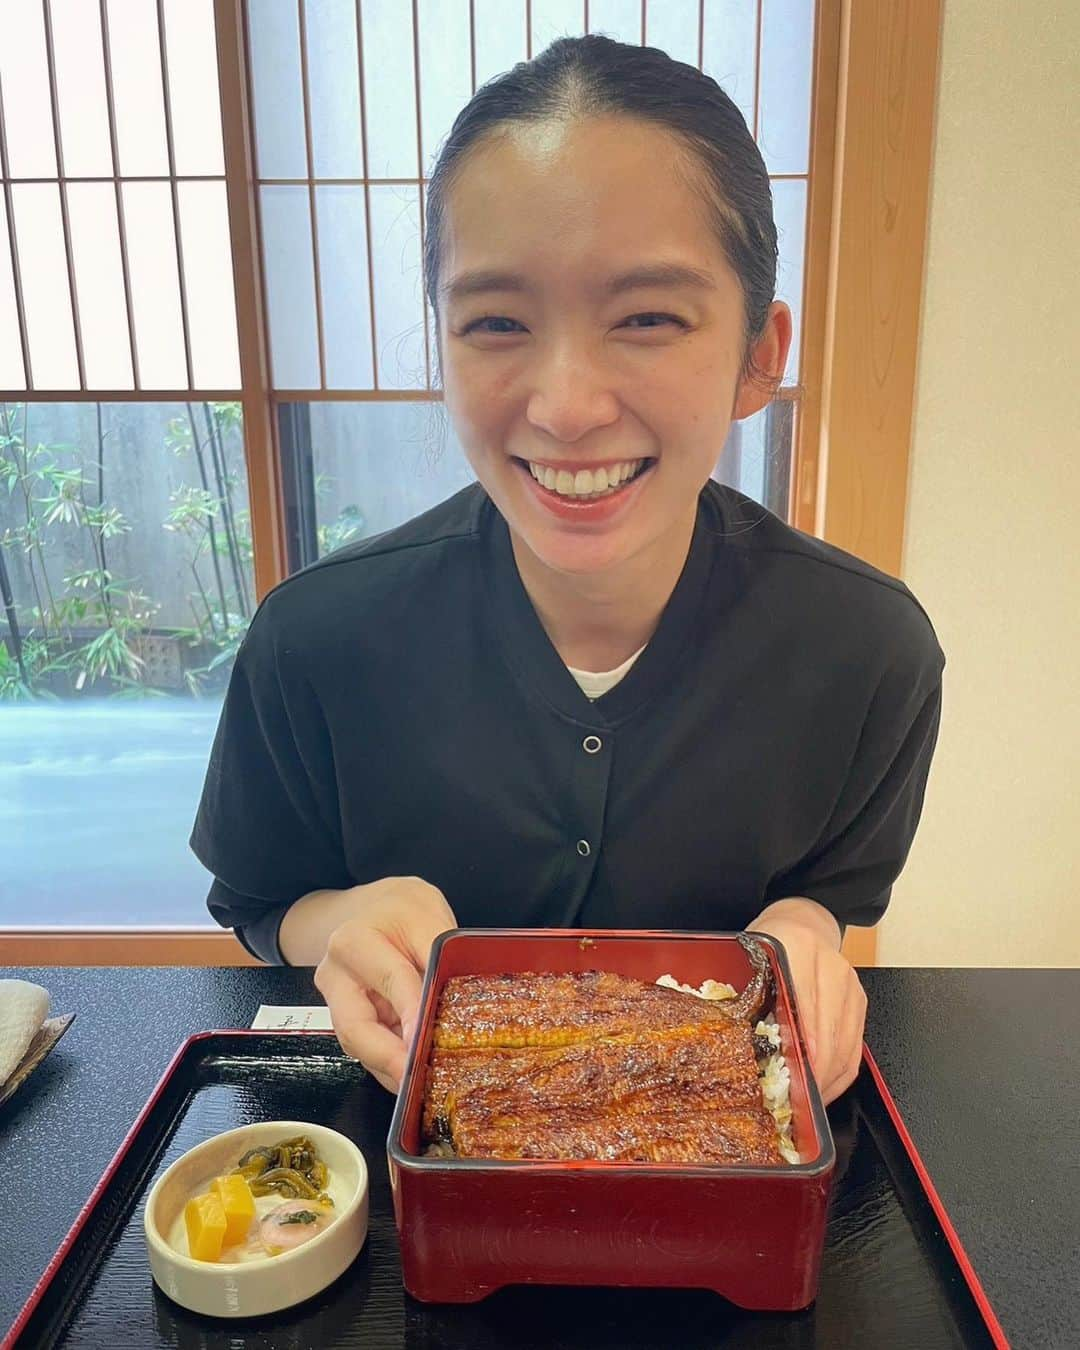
[211,1172,256,1245]
[184,1191,227,1262]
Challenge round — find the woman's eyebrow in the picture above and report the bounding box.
[442,262,715,303]
[443,269,528,302]
[605,263,716,296]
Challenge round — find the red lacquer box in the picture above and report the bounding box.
[387,929,836,1309]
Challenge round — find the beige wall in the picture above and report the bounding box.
[881,3,1080,965]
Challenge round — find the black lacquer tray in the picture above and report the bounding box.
[6,1031,1008,1349]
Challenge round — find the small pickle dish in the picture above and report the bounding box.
[388,929,836,1310]
[144,1119,369,1318]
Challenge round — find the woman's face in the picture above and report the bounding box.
[437,116,791,581]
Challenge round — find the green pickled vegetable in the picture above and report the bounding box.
[250,1166,319,1200]
[232,1136,333,1205]
[233,1146,276,1180]
[276,1209,320,1226]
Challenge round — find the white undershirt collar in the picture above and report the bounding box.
[565,645,647,701]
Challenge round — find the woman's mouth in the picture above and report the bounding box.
[517,457,655,502]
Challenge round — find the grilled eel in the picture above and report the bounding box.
[422,936,782,1165]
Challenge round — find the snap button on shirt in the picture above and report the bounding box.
[577,839,591,857]
[582,735,602,754]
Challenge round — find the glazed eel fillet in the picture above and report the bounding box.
[422,939,783,1165]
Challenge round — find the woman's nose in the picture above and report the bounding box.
[525,346,620,444]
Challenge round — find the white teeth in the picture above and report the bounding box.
[527,458,647,498]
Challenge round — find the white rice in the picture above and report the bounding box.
[656,974,799,1164]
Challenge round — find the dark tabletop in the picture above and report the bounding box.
[2,966,1078,1348]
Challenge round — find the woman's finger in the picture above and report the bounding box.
[388,890,458,969]
[368,1065,401,1095]
[338,1010,407,1090]
[828,978,867,1094]
[776,945,816,1068]
[315,962,408,1090]
[384,897,458,1038]
[821,1038,861,1103]
[368,987,402,1035]
[820,978,868,1103]
[326,924,426,1033]
[810,951,841,1085]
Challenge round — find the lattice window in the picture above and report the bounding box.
[245,0,813,396]
[0,0,240,394]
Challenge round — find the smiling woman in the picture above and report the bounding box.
[192,35,942,1107]
[433,110,791,658]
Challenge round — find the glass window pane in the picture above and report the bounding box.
[361,0,418,178]
[644,0,698,66]
[260,184,320,389]
[67,183,134,389]
[177,182,241,389]
[772,177,807,384]
[307,401,475,557]
[530,0,585,54]
[162,0,226,176]
[586,0,640,45]
[0,399,254,925]
[701,0,757,131]
[417,0,471,174]
[369,184,426,389]
[105,0,170,177]
[9,185,78,390]
[48,0,114,178]
[316,185,374,389]
[305,0,364,178]
[758,0,814,175]
[473,0,527,87]
[121,181,187,388]
[0,700,221,921]
[714,397,794,518]
[0,3,58,178]
[247,0,307,179]
[0,201,26,388]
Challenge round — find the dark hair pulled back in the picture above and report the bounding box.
[424,34,778,368]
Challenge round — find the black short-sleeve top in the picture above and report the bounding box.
[191,482,945,963]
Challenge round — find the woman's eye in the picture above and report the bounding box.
[461,316,526,335]
[619,312,685,330]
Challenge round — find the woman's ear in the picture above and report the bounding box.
[732,301,793,420]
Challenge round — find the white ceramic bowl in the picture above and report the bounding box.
[144,1120,368,1319]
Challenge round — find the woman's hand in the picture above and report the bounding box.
[749,898,867,1104]
[310,877,457,1093]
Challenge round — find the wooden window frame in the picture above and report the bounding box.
[1,0,942,967]
[0,928,259,967]
[797,0,944,967]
